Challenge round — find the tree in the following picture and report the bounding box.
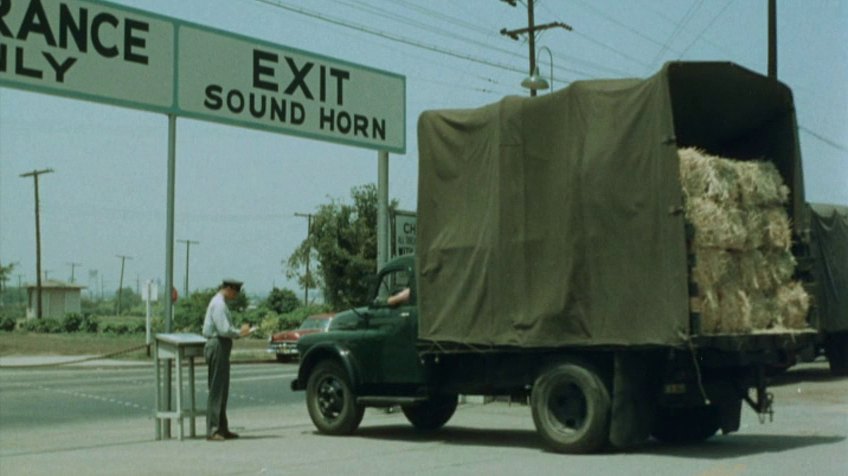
[173,288,249,332]
[286,184,397,310]
[0,261,15,296]
[265,287,300,314]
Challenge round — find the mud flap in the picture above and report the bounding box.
[609,352,658,448]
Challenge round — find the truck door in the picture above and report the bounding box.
[367,266,425,386]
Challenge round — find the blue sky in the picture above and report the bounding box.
[2,0,846,297]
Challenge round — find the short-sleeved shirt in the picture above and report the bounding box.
[202,292,240,338]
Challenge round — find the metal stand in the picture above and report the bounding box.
[154,333,206,440]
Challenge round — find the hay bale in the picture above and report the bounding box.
[777,282,811,329]
[678,148,738,204]
[736,160,789,207]
[692,248,737,289]
[678,147,808,334]
[685,198,748,250]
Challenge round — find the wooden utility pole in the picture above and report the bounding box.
[20,168,54,319]
[67,262,81,283]
[500,0,572,96]
[294,212,314,305]
[768,0,777,79]
[115,255,132,315]
[177,239,199,297]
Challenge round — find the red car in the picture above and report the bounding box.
[267,313,334,362]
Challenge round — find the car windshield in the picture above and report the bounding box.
[299,317,330,331]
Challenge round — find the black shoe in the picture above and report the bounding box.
[206,433,226,441]
[222,431,239,439]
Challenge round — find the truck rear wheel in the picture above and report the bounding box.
[402,394,458,431]
[531,362,611,453]
[306,361,365,435]
[651,405,720,443]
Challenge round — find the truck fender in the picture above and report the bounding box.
[291,343,362,393]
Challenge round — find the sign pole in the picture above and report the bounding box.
[162,113,177,439]
[377,151,389,271]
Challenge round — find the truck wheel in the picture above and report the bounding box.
[651,405,720,443]
[825,332,848,376]
[531,362,611,453]
[402,394,458,431]
[306,361,365,435]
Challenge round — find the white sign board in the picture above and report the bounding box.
[392,211,416,258]
[141,279,159,302]
[0,0,406,153]
[0,0,174,112]
[178,26,405,153]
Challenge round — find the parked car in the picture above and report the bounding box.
[268,313,334,362]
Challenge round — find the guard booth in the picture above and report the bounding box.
[154,333,207,440]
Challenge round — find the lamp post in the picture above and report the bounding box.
[522,46,554,93]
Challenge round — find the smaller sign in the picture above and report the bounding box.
[392,210,416,258]
[141,280,159,302]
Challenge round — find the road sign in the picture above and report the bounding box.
[0,0,406,153]
[178,25,405,153]
[0,0,175,112]
[392,210,416,258]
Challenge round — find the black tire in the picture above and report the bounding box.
[402,394,458,431]
[531,362,611,454]
[275,354,289,363]
[651,405,721,444]
[825,332,848,377]
[306,361,365,435]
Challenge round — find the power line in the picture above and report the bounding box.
[650,0,707,68]
[253,0,526,75]
[799,126,847,152]
[677,0,736,60]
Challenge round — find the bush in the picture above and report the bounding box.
[0,315,17,332]
[64,313,84,332]
[21,318,63,333]
[80,314,100,333]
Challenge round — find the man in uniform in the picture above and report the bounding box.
[202,278,253,441]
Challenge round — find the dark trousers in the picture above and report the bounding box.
[205,337,232,436]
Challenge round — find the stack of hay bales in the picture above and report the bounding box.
[678,148,810,333]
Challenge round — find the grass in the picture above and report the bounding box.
[0,332,273,362]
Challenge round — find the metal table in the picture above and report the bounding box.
[154,333,206,440]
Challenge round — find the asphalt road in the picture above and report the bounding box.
[0,360,846,475]
[0,361,302,428]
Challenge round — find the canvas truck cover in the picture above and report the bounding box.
[416,62,805,348]
[809,203,848,333]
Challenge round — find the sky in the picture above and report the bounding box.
[1,0,846,298]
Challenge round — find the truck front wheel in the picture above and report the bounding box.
[651,405,720,443]
[402,394,458,431]
[306,361,365,435]
[825,332,848,376]
[531,362,611,453]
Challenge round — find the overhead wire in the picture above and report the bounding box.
[677,0,736,59]
[650,0,706,68]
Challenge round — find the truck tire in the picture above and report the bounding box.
[306,361,365,435]
[531,362,611,454]
[825,332,848,376]
[651,405,720,444]
[402,394,458,431]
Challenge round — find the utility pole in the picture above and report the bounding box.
[177,239,199,297]
[67,262,81,283]
[20,168,54,319]
[115,255,132,315]
[768,0,777,79]
[294,213,313,305]
[500,0,571,96]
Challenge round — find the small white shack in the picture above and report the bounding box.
[26,280,86,320]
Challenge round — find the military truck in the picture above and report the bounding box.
[291,62,818,453]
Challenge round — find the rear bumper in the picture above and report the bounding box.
[267,341,299,355]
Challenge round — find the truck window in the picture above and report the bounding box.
[376,269,411,302]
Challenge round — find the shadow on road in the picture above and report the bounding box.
[769,365,847,387]
[353,424,845,456]
[638,433,846,458]
[356,425,542,450]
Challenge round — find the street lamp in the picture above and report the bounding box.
[522,46,554,93]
